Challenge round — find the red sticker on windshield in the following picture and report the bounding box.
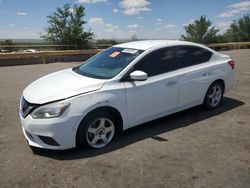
[110,51,120,58]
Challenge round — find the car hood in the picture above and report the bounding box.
[23,68,105,104]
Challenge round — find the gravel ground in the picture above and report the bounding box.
[0,49,249,188]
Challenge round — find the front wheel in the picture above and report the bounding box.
[77,111,116,149]
[203,82,223,110]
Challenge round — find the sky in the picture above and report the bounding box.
[0,0,249,40]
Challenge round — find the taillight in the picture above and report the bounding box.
[228,60,235,69]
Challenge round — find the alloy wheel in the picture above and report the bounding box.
[86,118,115,148]
[208,85,222,107]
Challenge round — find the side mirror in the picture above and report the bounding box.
[129,70,148,81]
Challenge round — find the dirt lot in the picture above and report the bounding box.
[0,49,249,188]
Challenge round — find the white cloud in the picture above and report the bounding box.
[16,12,27,16]
[157,18,163,25]
[88,17,104,26]
[77,0,107,4]
[228,1,250,9]
[218,11,235,18]
[120,0,151,15]
[154,28,160,32]
[127,24,139,28]
[216,21,232,33]
[164,24,178,34]
[88,17,119,35]
[157,18,162,22]
[165,24,177,29]
[105,23,119,32]
[113,9,119,13]
[218,1,250,18]
[183,19,194,27]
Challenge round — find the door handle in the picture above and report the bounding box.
[166,81,177,86]
[202,72,210,77]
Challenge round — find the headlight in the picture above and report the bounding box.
[31,101,70,119]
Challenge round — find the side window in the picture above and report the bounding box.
[175,46,213,68]
[133,47,177,77]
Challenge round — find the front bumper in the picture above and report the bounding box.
[19,111,82,150]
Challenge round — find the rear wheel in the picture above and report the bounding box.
[77,111,116,149]
[203,82,223,110]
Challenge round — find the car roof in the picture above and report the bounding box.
[114,40,207,51]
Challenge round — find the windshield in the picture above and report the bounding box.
[73,47,144,79]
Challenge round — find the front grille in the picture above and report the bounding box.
[20,97,38,118]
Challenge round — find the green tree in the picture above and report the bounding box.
[226,14,250,42]
[182,16,219,44]
[2,39,15,52]
[217,34,229,43]
[41,3,94,49]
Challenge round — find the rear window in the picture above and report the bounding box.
[175,46,213,68]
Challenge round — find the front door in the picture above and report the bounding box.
[124,47,179,127]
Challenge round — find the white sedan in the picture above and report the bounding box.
[19,40,235,150]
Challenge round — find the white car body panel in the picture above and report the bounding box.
[23,68,105,104]
[178,62,215,109]
[19,40,235,150]
[124,71,178,127]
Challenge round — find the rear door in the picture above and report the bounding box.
[175,46,214,109]
[124,47,179,126]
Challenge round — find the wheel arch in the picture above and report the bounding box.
[87,106,124,132]
[75,105,124,146]
[212,79,225,94]
[203,79,225,104]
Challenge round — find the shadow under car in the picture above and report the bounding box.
[30,96,244,160]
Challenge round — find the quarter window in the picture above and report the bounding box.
[133,47,177,77]
[175,46,213,68]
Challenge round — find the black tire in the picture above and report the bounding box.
[203,82,224,110]
[76,111,117,149]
